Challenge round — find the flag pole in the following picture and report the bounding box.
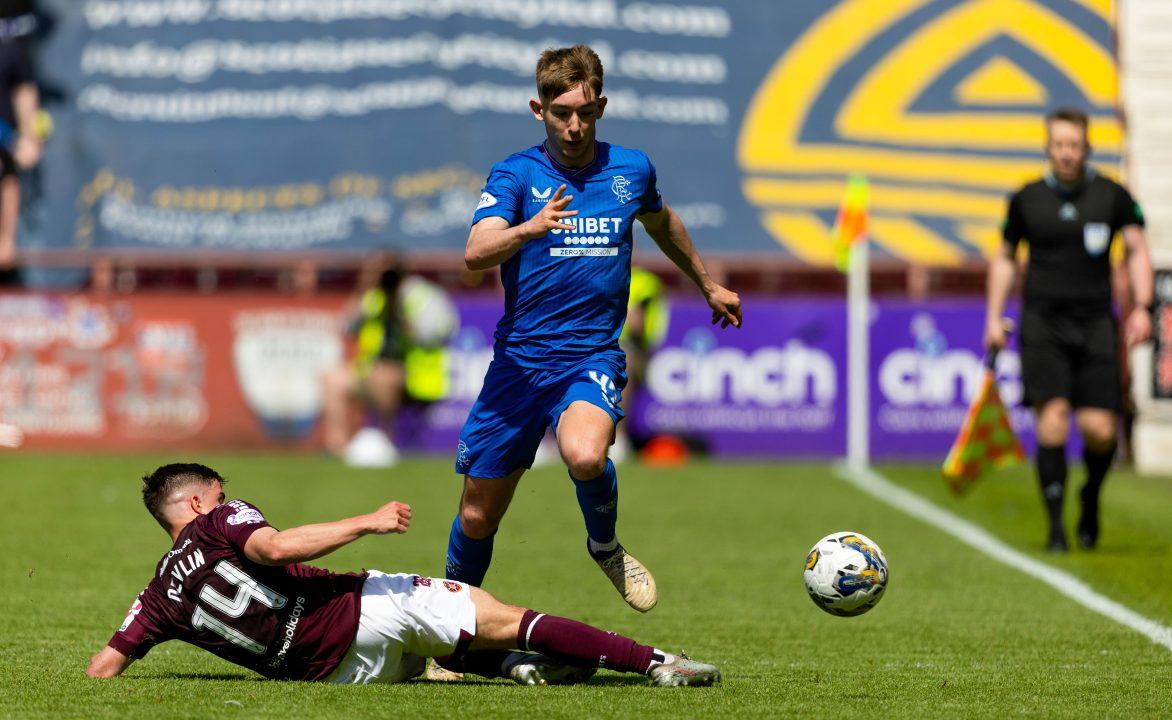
[846,232,869,472]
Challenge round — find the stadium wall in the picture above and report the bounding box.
[1120,0,1172,474]
[0,291,1047,460]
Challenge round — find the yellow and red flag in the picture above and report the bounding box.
[942,363,1025,495]
[833,174,870,272]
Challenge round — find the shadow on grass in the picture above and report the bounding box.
[404,675,655,688]
[125,670,664,687]
[128,672,262,682]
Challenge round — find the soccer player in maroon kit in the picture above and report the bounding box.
[86,464,719,686]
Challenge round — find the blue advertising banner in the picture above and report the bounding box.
[405,294,1040,461]
[26,0,1119,266]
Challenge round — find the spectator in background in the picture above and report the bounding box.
[322,257,459,467]
[612,266,669,461]
[0,0,41,271]
[985,107,1152,553]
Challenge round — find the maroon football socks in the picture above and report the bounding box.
[516,609,656,674]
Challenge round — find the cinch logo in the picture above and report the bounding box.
[738,0,1122,268]
[878,348,1022,407]
[647,330,836,407]
[876,314,1022,407]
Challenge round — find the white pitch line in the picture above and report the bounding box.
[836,462,1172,653]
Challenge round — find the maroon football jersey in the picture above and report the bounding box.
[107,500,366,681]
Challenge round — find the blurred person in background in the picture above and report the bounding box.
[0,0,41,274]
[322,256,458,468]
[612,266,669,462]
[985,107,1152,553]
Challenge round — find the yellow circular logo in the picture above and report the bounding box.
[738,0,1121,267]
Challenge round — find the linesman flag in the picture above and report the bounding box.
[833,174,870,272]
[942,338,1025,495]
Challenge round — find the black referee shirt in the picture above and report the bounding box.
[1003,168,1144,314]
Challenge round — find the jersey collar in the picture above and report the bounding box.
[540,141,600,177]
[1044,166,1098,199]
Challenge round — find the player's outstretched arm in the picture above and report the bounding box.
[243,501,412,566]
[465,184,577,270]
[86,646,133,679]
[638,203,742,329]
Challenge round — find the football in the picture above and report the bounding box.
[803,531,889,617]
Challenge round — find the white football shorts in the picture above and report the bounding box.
[325,570,477,684]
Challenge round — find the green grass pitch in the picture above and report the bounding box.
[2,453,1170,718]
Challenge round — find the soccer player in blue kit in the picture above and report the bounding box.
[446,45,742,612]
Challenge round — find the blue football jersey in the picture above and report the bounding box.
[471,141,663,368]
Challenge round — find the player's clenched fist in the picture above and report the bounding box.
[519,184,578,240]
[366,501,412,534]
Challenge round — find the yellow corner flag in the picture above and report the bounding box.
[942,358,1025,496]
[833,174,870,272]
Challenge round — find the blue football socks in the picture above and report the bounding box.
[572,458,619,547]
[445,515,495,587]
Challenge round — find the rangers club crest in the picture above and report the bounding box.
[611,176,632,204]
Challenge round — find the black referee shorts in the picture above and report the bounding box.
[1019,306,1121,412]
[0,146,15,178]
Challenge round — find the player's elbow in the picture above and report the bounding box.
[464,247,486,271]
[464,237,492,271]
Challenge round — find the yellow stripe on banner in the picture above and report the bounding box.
[870,216,967,267]
[744,178,1005,221]
[761,211,839,267]
[1073,0,1113,17]
[957,222,1003,258]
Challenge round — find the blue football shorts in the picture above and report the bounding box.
[455,352,627,478]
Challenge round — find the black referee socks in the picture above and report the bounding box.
[1036,445,1068,545]
[1081,443,1116,499]
[1078,443,1116,549]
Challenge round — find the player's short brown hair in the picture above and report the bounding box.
[1046,106,1089,134]
[535,44,604,104]
[142,463,223,530]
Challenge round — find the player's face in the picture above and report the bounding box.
[532,84,606,168]
[1045,120,1089,183]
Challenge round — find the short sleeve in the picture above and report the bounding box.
[210,500,273,552]
[107,590,167,660]
[638,154,663,215]
[472,162,523,227]
[1113,184,1145,231]
[1001,191,1025,250]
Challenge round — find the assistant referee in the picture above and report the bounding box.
[985,107,1153,553]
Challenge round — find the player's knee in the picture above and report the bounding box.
[458,501,504,539]
[1036,403,1071,445]
[564,447,607,481]
[1081,421,1116,451]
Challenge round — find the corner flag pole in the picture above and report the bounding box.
[834,175,871,471]
[846,233,869,471]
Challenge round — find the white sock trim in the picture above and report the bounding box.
[589,537,619,555]
[524,613,545,650]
